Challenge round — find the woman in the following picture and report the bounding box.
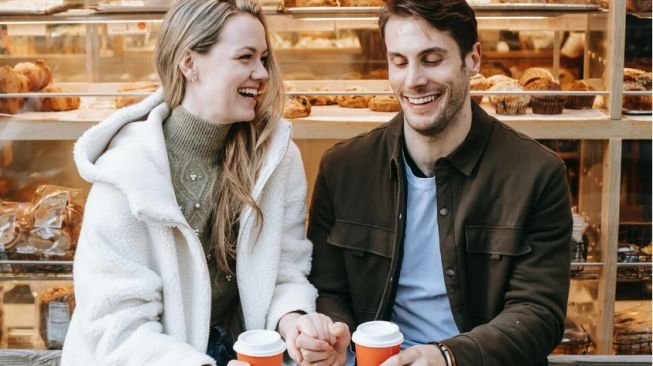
[61,1,330,365]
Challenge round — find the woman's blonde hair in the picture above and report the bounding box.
[155,0,284,275]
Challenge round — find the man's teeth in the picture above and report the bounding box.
[238,88,258,97]
[407,94,437,105]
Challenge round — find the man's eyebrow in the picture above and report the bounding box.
[387,47,448,58]
[419,47,448,56]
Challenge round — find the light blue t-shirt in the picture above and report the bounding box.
[391,156,459,348]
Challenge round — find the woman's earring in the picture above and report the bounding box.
[190,73,198,83]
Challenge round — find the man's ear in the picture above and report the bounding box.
[178,50,196,81]
[466,42,482,74]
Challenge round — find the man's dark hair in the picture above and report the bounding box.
[379,0,478,61]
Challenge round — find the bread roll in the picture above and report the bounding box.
[14,60,53,91]
[0,65,28,114]
[34,85,81,112]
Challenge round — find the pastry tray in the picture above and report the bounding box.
[623,109,653,116]
[0,1,79,15]
[94,1,169,13]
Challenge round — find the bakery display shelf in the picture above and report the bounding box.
[0,273,72,281]
[0,10,164,24]
[279,3,603,17]
[1,105,649,140]
[617,262,653,267]
[572,262,605,267]
[628,12,653,19]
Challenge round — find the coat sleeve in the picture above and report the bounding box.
[307,152,357,331]
[441,163,572,366]
[265,142,318,330]
[62,183,215,366]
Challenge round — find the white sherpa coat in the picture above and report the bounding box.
[61,89,317,366]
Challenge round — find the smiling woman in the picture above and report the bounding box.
[59,1,320,366]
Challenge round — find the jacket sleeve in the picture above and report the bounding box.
[441,163,572,366]
[266,142,318,330]
[307,152,357,331]
[63,183,215,366]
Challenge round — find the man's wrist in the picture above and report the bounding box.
[432,342,457,366]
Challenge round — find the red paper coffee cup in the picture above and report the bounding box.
[233,329,286,366]
[352,321,404,366]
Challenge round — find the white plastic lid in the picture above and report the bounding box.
[233,330,287,357]
[351,321,404,348]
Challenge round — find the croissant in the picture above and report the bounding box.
[14,59,53,91]
[0,65,28,114]
[34,85,81,112]
[115,81,159,108]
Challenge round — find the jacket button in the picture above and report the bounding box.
[446,269,455,279]
[439,208,449,216]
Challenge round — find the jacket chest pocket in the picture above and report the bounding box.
[465,226,530,320]
[327,220,394,317]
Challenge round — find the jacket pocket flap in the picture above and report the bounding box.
[327,220,394,258]
[465,227,530,256]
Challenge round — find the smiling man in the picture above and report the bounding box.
[305,1,573,365]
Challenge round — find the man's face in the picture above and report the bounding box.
[385,16,478,136]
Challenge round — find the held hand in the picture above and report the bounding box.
[328,322,351,366]
[279,312,335,364]
[379,344,445,366]
[226,361,250,366]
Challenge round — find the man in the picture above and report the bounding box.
[304,0,572,365]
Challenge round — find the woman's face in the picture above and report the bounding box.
[186,13,269,124]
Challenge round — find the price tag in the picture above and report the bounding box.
[107,22,149,35]
[7,24,47,37]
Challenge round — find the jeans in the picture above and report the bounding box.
[207,324,236,366]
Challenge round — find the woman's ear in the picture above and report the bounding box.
[178,50,197,82]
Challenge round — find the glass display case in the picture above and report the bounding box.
[0,0,650,364]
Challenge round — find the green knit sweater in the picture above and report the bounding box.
[163,105,238,326]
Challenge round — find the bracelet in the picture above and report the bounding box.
[435,342,457,366]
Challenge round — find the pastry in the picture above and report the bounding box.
[470,74,492,104]
[308,86,337,106]
[524,78,565,114]
[294,0,338,6]
[39,286,75,349]
[365,68,388,80]
[518,67,554,88]
[115,81,159,109]
[34,85,81,112]
[563,80,596,109]
[486,74,517,88]
[369,95,400,112]
[283,96,311,119]
[488,83,530,115]
[626,0,652,12]
[0,65,28,114]
[13,60,53,92]
[340,0,384,6]
[337,86,372,108]
[623,68,652,111]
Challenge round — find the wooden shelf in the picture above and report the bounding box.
[0,104,650,140]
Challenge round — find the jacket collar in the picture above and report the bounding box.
[387,101,494,178]
[75,88,292,227]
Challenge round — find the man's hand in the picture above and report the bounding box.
[279,312,335,364]
[379,344,445,366]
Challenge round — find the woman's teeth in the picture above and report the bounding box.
[238,88,258,98]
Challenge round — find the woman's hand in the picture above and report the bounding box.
[278,312,336,364]
[226,360,250,366]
